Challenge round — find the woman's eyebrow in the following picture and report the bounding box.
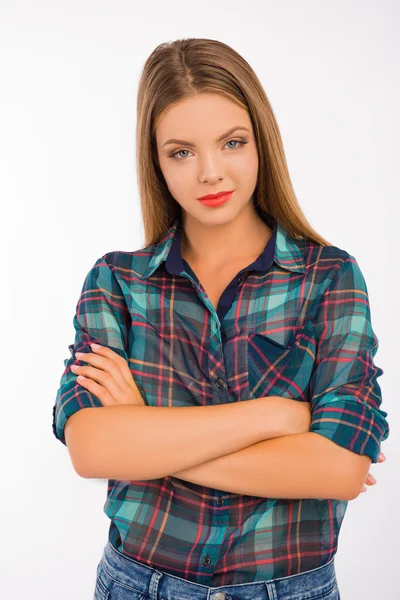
[162,126,250,148]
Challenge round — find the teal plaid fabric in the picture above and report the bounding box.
[52,214,389,584]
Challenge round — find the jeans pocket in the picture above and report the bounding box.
[312,580,341,600]
[95,559,149,600]
[94,571,110,600]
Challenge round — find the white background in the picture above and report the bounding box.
[0,1,398,598]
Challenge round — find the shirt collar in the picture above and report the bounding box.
[140,213,307,279]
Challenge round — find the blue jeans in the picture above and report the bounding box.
[94,539,341,600]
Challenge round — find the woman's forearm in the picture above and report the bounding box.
[171,431,360,501]
[72,396,284,480]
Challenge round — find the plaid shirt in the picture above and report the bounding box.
[52,214,389,584]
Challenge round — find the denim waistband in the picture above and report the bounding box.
[97,538,338,600]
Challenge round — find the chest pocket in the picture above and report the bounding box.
[247,319,316,400]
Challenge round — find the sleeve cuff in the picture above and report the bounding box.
[310,396,390,463]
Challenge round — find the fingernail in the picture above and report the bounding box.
[379,453,386,461]
[91,343,100,349]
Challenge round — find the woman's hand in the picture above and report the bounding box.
[361,451,386,493]
[70,343,146,407]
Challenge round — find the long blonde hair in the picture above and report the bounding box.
[136,38,331,248]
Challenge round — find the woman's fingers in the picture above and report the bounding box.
[361,451,386,493]
[361,475,376,493]
[89,344,142,393]
[89,344,146,403]
[72,346,129,405]
[72,343,145,406]
[73,364,124,404]
[75,346,128,388]
[74,376,116,406]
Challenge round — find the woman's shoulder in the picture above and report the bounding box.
[299,235,357,291]
[98,244,157,278]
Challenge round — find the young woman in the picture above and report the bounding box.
[52,38,390,600]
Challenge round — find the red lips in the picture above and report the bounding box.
[197,190,234,200]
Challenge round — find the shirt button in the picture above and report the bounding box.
[202,556,211,565]
[216,497,224,505]
[215,377,224,388]
[237,276,244,285]
[212,593,227,600]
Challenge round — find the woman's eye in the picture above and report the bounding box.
[172,149,191,160]
[226,140,244,149]
[170,139,248,160]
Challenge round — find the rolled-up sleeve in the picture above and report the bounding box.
[52,254,130,446]
[309,254,390,463]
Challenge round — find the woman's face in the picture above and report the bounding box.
[155,93,259,229]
